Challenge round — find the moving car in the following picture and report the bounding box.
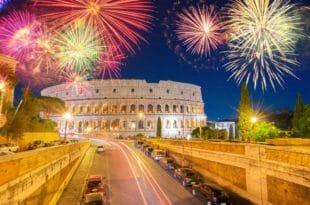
[135,141,144,148]
[85,192,105,205]
[85,175,105,194]
[28,140,45,150]
[192,183,230,205]
[151,149,166,161]
[141,144,150,152]
[174,168,200,187]
[159,157,177,171]
[97,145,105,153]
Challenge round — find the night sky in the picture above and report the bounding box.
[3,0,310,120]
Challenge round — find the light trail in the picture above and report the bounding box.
[119,142,173,205]
[110,141,148,205]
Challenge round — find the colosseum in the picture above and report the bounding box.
[41,79,207,138]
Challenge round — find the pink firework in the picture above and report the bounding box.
[0,10,41,60]
[96,46,125,79]
[176,5,225,56]
[33,0,154,54]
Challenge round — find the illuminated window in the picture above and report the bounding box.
[157,105,162,113]
[102,104,108,113]
[165,104,170,113]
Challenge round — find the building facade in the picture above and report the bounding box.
[41,80,207,138]
[214,120,237,139]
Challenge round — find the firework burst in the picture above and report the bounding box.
[176,5,225,56]
[95,46,125,79]
[225,0,302,91]
[54,22,104,71]
[0,10,41,60]
[33,0,153,54]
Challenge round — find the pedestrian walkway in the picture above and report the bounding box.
[58,146,96,205]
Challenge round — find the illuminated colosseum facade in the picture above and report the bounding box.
[41,80,207,138]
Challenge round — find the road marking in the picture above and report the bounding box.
[111,142,148,205]
[120,142,173,205]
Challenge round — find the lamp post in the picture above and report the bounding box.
[63,112,72,143]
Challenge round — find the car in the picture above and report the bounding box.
[97,145,105,153]
[0,150,15,156]
[141,144,150,152]
[0,144,19,152]
[85,175,105,194]
[84,192,105,205]
[144,147,154,157]
[28,140,45,150]
[159,157,177,171]
[174,168,200,187]
[151,149,166,161]
[135,141,144,148]
[192,183,230,205]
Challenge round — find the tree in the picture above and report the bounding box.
[229,125,234,140]
[156,117,162,137]
[192,127,216,140]
[0,89,65,140]
[249,122,280,142]
[238,83,252,141]
[297,105,310,138]
[292,93,304,134]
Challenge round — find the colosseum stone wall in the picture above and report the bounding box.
[41,80,207,138]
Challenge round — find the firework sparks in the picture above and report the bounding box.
[225,0,302,91]
[0,10,41,60]
[54,22,104,71]
[96,46,125,79]
[61,67,92,95]
[176,5,225,56]
[33,0,153,54]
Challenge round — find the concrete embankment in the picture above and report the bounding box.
[147,139,310,205]
[0,142,90,205]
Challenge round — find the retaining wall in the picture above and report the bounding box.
[148,139,310,205]
[0,141,90,205]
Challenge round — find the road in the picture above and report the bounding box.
[88,140,201,205]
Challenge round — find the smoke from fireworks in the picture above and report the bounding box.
[225,0,302,91]
[0,10,41,61]
[54,22,104,71]
[176,5,225,56]
[33,0,153,54]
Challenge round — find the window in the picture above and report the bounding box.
[181,91,183,95]
[138,104,144,112]
[166,89,170,94]
[138,120,144,129]
[149,89,153,93]
[130,104,136,113]
[180,105,184,113]
[148,104,154,113]
[166,120,170,128]
[102,104,108,113]
[113,88,116,93]
[85,105,90,113]
[165,104,170,113]
[173,105,177,113]
[157,105,162,113]
[96,89,99,93]
[131,88,135,93]
[173,120,177,128]
[193,92,195,96]
[120,104,127,113]
[111,104,117,113]
[93,104,99,114]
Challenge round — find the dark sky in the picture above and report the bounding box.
[3,0,310,120]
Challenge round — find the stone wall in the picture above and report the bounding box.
[0,142,89,205]
[147,139,310,205]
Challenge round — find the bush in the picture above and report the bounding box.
[249,122,280,142]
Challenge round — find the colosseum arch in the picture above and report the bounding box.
[120,104,127,113]
[165,104,170,113]
[138,104,144,112]
[102,104,108,113]
[157,104,162,113]
[130,104,136,113]
[147,104,154,113]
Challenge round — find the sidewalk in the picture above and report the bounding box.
[58,146,96,205]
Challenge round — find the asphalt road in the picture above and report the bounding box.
[88,139,201,205]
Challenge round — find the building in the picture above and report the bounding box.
[41,80,207,138]
[214,120,237,139]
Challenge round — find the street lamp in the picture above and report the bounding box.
[63,112,72,143]
[251,116,258,124]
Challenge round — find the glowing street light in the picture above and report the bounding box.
[251,116,258,124]
[63,112,72,143]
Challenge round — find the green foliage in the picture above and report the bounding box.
[156,117,162,137]
[296,105,310,138]
[249,122,280,142]
[267,108,293,130]
[292,94,305,134]
[238,83,252,141]
[192,127,227,140]
[0,88,65,139]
